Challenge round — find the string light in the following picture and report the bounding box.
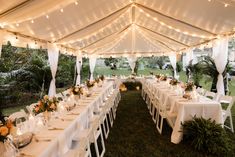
[137,7,215,39]
[60,8,64,13]
[59,8,131,45]
[16,23,19,27]
[46,15,49,19]
[91,30,128,54]
[137,27,170,52]
[75,1,78,5]
[90,26,131,54]
[31,20,34,23]
[224,3,229,7]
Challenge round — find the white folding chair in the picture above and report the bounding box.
[205,91,216,100]
[196,87,206,96]
[156,96,176,134]
[63,138,91,157]
[8,109,27,122]
[220,95,234,132]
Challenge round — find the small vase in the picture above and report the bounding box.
[43,111,51,125]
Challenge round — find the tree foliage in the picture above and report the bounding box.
[104,57,118,70]
[56,54,76,88]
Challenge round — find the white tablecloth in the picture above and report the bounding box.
[145,79,223,144]
[20,82,114,157]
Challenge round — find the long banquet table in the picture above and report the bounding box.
[19,81,114,157]
[144,79,223,144]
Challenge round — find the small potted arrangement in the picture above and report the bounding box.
[100,75,105,81]
[169,78,179,90]
[33,95,59,122]
[70,86,84,100]
[86,80,95,95]
[169,79,178,86]
[160,75,167,81]
[0,114,14,153]
[155,74,161,82]
[183,82,195,99]
[86,80,95,89]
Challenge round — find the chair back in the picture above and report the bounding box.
[9,109,27,122]
[220,95,234,112]
[205,91,216,100]
[196,87,205,95]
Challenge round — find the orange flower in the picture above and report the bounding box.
[35,106,39,112]
[6,120,13,129]
[38,100,43,107]
[0,126,9,136]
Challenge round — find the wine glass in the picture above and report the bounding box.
[15,118,23,135]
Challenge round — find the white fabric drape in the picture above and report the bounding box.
[127,56,138,73]
[89,56,97,81]
[185,49,194,66]
[47,43,59,97]
[169,54,177,78]
[0,30,3,57]
[212,38,228,95]
[76,56,83,85]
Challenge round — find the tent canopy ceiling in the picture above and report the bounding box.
[0,0,235,56]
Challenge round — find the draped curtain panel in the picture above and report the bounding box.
[185,49,194,66]
[169,54,177,78]
[47,43,59,97]
[212,38,228,95]
[76,56,83,85]
[89,56,97,81]
[127,56,138,73]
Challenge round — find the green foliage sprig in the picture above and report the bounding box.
[182,116,231,156]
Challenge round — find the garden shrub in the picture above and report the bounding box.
[182,116,231,156]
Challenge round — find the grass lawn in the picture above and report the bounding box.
[105,91,235,157]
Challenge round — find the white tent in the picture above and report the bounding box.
[0,0,235,95]
[0,0,235,56]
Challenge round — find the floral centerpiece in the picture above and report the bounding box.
[169,79,178,86]
[0,119,13,143]
[95,78,101,84]
[99,75,105,81]
[183,82,195,99]
[155,74,161,79]
[86,80,95,89]
[160,75,167,81]
[33,95,58,115]
[70,86,84,96]
[0,114,14,154]
[184,82,194,92]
